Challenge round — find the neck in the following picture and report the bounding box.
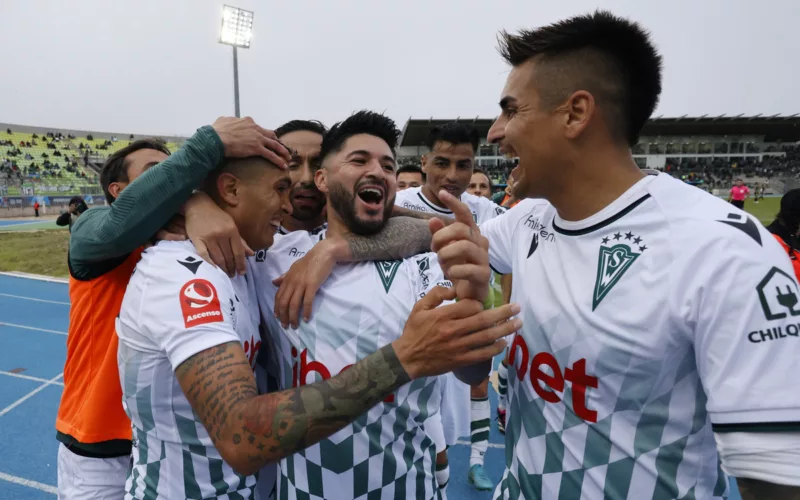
[281,213,326,233]
[421,184,459,209]
[546,148,645,222]
[324,209,354,241]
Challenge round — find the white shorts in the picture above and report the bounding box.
[435,373,470,450]
[57,443,129,500]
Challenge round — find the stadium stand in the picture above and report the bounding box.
[0,122,184,213]
[398,115,800,197]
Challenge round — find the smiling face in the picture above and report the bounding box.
[209,158,293,251]
[316,134,397,235]
[487,59,567,200]
[421,140,475,201]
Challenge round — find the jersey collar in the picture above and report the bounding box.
[552,173,657,236]
[416,189,453,215]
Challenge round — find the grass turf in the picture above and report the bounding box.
[0,230,70,278]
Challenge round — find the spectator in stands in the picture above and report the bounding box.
[396,164,425,191]
[767,189,800,280]
[728,178,750,209]
[467,168,492,199]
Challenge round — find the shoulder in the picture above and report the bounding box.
[647,174,783,271]
[393,187,428,211]
[136,240,232,297]
[482,197,551,231]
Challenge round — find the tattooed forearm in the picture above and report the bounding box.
[738,478,800,500]
[176,341,410,476]
[346,216,433,261]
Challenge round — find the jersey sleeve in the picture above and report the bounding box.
[409,253,452,300]
[675,222,800,430]
[480,199,541,275]
[139,265,241,370]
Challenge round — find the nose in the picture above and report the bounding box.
[487,116,506,146]
[299,162,314,184]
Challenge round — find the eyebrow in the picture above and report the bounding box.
[499,96,517,111]
[347,150,396,165]
[142,161,160,171]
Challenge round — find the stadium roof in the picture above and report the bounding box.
[399,115,800,147]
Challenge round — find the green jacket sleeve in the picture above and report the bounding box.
[69,126,224,275]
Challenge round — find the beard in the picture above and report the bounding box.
[328,179,394,236]
[289,183,325,222]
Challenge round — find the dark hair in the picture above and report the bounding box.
[769,189,800,251]
[396,164,425,180]
[425,122,480,153]
[471,167,493,191]
[498,10,662,146]
[275,120,327,139]
[100,139,170,204]
[319,111,399,164]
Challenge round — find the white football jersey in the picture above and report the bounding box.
[249,229,451,500]
[482,172,800,500]
[394,186,506,447]
[116,240,261,500]
[394,186,506,224]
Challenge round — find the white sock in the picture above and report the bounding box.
[497,362,508,411]
[470,397,490,467]
[435,462,450,489]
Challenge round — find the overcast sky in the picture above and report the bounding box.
[2,0,798,137]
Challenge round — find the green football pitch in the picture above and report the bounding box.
[743,195,779,226]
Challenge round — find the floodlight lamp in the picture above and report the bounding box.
[220,5,254,48]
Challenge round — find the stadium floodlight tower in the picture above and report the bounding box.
[219,5,254,118]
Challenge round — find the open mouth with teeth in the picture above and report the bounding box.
[356,186,385,209]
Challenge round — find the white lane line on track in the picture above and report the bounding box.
[0,373,64,418]
[0,471,58,494]
[0,322,67,336]
[0,293,70,305]
[0,370,65,386]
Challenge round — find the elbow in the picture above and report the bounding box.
[218,445,263,477]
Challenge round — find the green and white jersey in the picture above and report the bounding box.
[394,186,506,446]
[250,229,449,500]
[482,173,800,500]
[117,240,261,500]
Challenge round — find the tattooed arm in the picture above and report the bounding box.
[176,288,521,476]
[738,478,800,500]
[176,341,409,476]
[274,216,438,328]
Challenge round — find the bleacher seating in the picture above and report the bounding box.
[1,126,183,196]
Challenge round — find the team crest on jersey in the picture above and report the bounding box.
[375,261,402,293]
[593,232,646,310]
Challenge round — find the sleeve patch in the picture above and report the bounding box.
[180,279,224,328]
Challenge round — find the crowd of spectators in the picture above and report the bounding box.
[1,127,98,187]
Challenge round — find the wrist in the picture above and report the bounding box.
[389,339,418,381]
[325,238,352,262]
